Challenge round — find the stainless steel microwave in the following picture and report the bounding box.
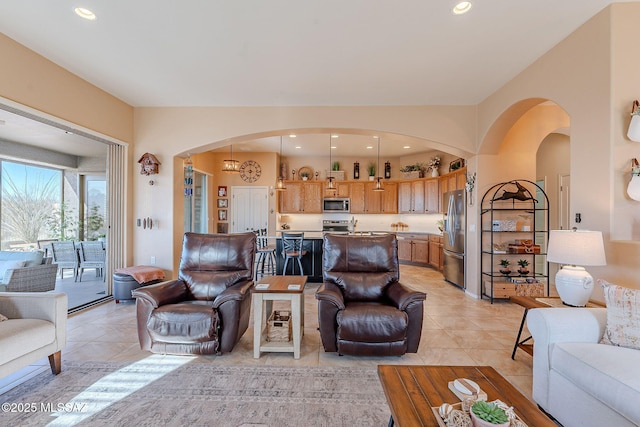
[323,198,350,212]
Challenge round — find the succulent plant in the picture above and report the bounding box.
[517,259,529,268]
[471,401,509,424]
[499,259,510,268]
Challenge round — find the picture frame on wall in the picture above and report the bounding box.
[217,198,228,208]
[218,209,227,221]
[449,158,465,172]
[218,186,227,197]
[217,223,229,234]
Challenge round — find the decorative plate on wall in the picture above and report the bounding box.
[298,166,314,180]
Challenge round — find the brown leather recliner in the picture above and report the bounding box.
[132,232,255,355]
[316,233,426,356]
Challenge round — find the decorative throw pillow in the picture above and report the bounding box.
[0,313,7,322]
[599,280,640,350]
[0,260,25,284]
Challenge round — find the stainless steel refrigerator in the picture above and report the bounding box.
[443,189,466,289]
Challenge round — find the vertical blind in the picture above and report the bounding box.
[106,143,128,294]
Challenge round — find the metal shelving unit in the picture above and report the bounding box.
[480,180,549,303]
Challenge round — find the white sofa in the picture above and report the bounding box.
[0,292,67,378]
[528,308,640,427]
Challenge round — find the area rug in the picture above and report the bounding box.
[0,357,390,427]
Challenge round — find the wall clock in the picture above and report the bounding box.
[239,160,262,183]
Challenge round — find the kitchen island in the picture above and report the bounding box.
[274,230,442,282]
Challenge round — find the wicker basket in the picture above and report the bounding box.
[267,310,292,342]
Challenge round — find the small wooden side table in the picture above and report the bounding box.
[252,275,307,359]
[510,295,605,359]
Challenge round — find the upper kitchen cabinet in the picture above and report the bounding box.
[279,181,322,213]
[350,181,397,214]
[425,179,439,213]
[438,167,467,212]
[324,181,350,198]
[399,179,439,214]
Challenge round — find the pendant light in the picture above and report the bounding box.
[327,134,336,191]
[275,136,287,191]
[373,136,384,191]
[222,144,239,173]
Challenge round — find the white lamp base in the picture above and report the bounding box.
[554,265,594,307]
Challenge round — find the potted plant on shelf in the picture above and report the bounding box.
[517,259,530,276]
[300,171,310,181]
[428,156,441,177]
[470,401,510,427]
[399,162,427,179]
[499,259,511,276]
[367,161,376,180]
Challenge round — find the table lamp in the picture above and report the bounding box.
[546,229,606,306]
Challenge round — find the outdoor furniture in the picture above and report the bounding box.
[0,249,57,292]
[50,241,79,279]
[76,241,106,282]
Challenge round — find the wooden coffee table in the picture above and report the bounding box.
[377,365,555,427]
[252,275,307,359]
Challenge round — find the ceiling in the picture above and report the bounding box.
[0,1,634,158]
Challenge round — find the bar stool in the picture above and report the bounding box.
[281,232,307,275]
[255,229,276,280]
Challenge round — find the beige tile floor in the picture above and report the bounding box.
[55,264,537,401]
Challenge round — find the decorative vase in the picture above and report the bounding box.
[431,168,439,177]
[369,176,375,181]
[499,269,511,276]
[302,176,308,181]
[518,268,529,276]
[470,411,510,427]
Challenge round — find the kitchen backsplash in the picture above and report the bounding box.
[278,213,443,233]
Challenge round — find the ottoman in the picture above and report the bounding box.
[113,266,165,303]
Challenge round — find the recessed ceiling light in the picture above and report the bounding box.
[295,146,301,149]
[366,146,373,149]
[331,135,339,138]
[403,146,411,149]
[289,134,296,138]
[74,7,96,20]
[331,146,337,149]
[452,1,472,15]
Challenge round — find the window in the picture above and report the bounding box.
[0,160,62,250]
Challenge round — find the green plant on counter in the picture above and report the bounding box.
[332,161,340,171]
[517,259,529,268]
[471,401,509,424]
[367,161,376,176]
[300,171,310,178]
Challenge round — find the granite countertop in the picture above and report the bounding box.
[275,230,442,239]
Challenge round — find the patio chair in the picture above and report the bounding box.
[76,241,106,282]
[50,241,79,280]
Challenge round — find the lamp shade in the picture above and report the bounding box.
[547,229,606,306]
[547,230,606,266]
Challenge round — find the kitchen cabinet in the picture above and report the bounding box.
[438,167,466,212]
[279,181,322,213]
[398,234,430,265]
[424,179,439,213]
[350,181,397,213]
[380,182,398,213]
[275,237,323,282]
[428,234,443,271]
[398,180,424,213]
[325,181,350,198]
